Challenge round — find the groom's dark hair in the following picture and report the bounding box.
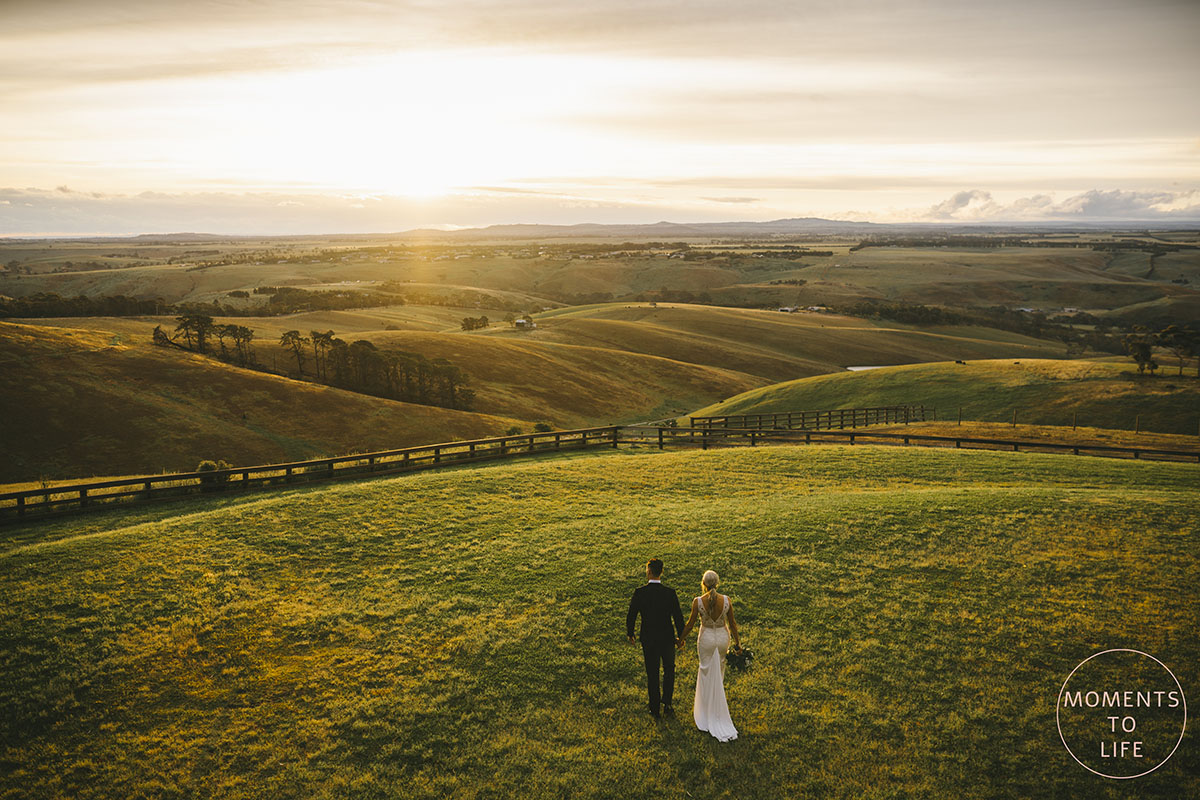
[647,558,664,577]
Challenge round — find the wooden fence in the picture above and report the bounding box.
[621,425,1200,462]
[5,418,1198,526]
[0,426,619,523]
[690,405,926,430]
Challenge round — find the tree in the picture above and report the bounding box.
[191,313,216,353]
[214,324,236,358]
[230,325,255,365]
[280,330,310,373]
[1158,324,1198,377]
[310,329,335,379]
[173,314,197,350]
[1123,329,1158,375]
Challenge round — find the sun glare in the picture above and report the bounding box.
[148,50,630,198]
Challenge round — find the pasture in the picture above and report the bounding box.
[0,321,526,483]
[2,445,1196,798]
[4,234,1197,323]
[691,359,1200,437]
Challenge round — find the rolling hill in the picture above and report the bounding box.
[2,445,1196,798]
[0,321,528,483]
[5,232,1197,323]
[517,303,1071,381]
[689,359,1200,435]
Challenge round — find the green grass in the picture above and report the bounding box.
[690,359,1200,436]
[522,303,1067,383]
[2,445,1197,799]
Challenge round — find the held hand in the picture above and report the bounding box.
[676,637,685,649]
[628,635,636,645]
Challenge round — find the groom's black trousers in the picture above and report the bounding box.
[641,639,675,711]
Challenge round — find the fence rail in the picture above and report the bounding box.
[620,425,1200,462]
[5,416,1198,526]
[0,426,620,523]
[690,405,926,430]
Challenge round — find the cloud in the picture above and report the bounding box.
[926,190,1000,220]
[917,189,1200,222]
[701,196,761,204]
[0,186,736,236]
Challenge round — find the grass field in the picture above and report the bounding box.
[0,321,527,482]
[5,237,1197,322]
[690,359,1200,436]
[8,303,1080,483]
[1,445,1196,799]
[520,303,1069,382]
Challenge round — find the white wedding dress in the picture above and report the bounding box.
[693,594,738,741]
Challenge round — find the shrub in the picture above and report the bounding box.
[533,423,553,432]
[196,459,233,490]
[504,426,523,436]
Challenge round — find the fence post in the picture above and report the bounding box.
[435,447,442,464]
[658,428,664,450]
[1135,415,1140,434]
[612,428,619,448]
[958,406,962,426]
[702,429,709,450]
[750,431,757,446]
[1072,411,1077,431]
[1012,408,1017,427]
[17,495,24,516]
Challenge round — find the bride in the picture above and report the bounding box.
[677,570,740,741]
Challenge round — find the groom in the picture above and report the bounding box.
[626,558,685,718]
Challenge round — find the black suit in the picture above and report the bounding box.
[626,581,686,713]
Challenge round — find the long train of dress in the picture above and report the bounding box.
[693,594,738,742]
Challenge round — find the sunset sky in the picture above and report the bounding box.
[2,0,1198,234]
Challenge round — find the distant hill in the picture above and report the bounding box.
[401,217,883,240]
[689,359,1200,435]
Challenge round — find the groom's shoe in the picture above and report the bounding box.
[648,707,661,719]
[663,704,675,716]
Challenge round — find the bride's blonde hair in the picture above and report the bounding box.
[701,570,719,595]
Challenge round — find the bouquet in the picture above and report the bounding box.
[726,645,754,670]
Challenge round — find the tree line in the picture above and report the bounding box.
[277,329,474,410]
[1123,324,1200,376]
[153,313,257,367]
[153,315,475,410]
